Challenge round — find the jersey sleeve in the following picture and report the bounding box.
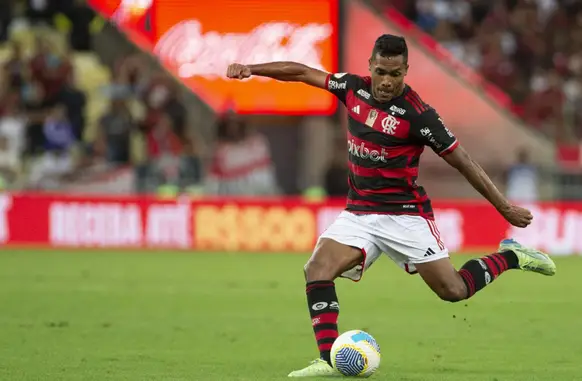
[325,73,359,104]
[412,109,459,156]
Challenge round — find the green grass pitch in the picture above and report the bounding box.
[0,250,579,381]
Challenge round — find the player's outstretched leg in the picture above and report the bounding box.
[288,238,364,378]
[416,239,556,302]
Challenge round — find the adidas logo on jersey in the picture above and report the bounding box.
[352,105,360,114]
[357,89,371,99]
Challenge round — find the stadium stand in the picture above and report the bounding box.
[374,0,582,142]
[0,1,204,194]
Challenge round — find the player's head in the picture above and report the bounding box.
[368,34,409,103]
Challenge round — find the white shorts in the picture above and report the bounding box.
[318,211,449,281]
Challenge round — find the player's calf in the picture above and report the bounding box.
[416,250,521,302]
[303,238,364,366]
[432,277,467,302]
[457,250,520,298]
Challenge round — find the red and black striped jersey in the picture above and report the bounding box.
[325,72,459,219]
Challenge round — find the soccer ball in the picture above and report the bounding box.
[331,330,381,377]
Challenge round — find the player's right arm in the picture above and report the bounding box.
[227,62,357,104]
[226,62,328,89]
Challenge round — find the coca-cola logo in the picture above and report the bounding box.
[154,20,333,79]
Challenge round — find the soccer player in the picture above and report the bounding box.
[226,35,556,377]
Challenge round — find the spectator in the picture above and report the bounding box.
[57,72,86,141]
[0,95,26,184]
[30,37,73,102]
[180,132,203,189]
[43,105,75,152]
[97,98,133,165]
[147,112,183,188]
[524,68,565,137]
[141,74,187,138]
[105,57,136,100]
[22,79,51,155]
[116,54,150,97]
[28,105,76,189]
[3,42,26,90]
[505,148,539,203]
[206,113,279,195]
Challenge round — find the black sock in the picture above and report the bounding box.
[306,281,339,366]
[458,251,519,298]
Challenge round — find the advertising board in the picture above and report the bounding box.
[2,193,581,255]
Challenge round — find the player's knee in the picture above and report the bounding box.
[435,282,467,303]
[304,255,336,282]
[305,239,363,282]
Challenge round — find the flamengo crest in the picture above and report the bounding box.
[381,115,400,135]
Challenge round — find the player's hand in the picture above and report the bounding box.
[499,204,533,228]
[226,63,252,80]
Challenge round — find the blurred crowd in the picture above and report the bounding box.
[103,55,277,195]
[0,1,280,195]
[0,0,99,190]
[0,0,562,199]
[95,54,201,193]
[385,0,582,141]
[0,34,81,189]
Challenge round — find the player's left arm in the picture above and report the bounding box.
[413,110,532,228]
[443,146,511,214]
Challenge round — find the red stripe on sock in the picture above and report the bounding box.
[318,343,334,351]
[494,253,509,272]
[315,329,339,341]
[312,312,338,326]
[466,271,476,296]
[458,270,470,293]
[483,257,499,278]
[465,270,476,296]
[306,282,334,293]
[458,269,475,296]
[489,254,506,273]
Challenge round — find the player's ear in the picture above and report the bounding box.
[368,58,372,72]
